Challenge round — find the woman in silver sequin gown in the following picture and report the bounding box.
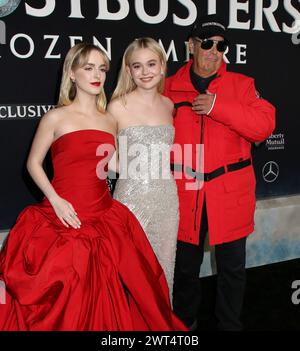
[108,38,179,300]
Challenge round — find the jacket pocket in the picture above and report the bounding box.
[221,169,256,233]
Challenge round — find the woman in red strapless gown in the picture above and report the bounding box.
[0,43,187,331]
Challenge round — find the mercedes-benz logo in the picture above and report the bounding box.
[0,0,21,18]
[262,161,279,183]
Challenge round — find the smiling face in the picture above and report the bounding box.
[189,35,225,77]
[126,48,163,91]
[70,49,107,96]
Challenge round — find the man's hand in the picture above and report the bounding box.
[192,90,216,115]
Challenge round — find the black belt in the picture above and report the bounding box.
[170,158,251,182]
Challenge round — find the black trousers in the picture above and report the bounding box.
[173,202,247,330]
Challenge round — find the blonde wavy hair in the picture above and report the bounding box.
[58,43,110,113]
[111,37,167,103]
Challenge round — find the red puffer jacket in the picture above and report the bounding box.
[164,60,275,245]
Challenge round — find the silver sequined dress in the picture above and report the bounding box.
[113,125,179,300]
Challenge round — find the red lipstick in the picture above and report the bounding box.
[91,82,101,87]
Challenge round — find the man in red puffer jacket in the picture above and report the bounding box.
[164,14,276,330]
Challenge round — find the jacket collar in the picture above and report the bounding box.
[169,59,227,92]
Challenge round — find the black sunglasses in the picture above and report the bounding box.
[194,38,228,52]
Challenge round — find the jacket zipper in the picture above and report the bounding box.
[194,114,204,230]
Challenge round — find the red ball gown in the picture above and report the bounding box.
[0,129,186,331]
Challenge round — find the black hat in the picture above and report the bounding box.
[191,15,227,40]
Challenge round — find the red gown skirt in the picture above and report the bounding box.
[0,130,187,331]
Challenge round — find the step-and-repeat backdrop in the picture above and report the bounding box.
[0,0,299,229]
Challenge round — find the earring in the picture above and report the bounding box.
[160,70,164,76]
[71,78,75,84]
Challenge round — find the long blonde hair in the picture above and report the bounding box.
[111,37,167,102]
[58,43,110,113]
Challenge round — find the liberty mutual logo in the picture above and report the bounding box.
[265,133,285,151]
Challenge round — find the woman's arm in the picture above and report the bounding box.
[27,110,58,202]
[26,109,81,229]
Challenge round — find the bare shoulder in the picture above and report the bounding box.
[39,106,66,128]
[107,98,126,118]
[30,106,69,146]
[39,107,63,131]
[104,111,117,128]
[99,111,117,137]
[161,95,174,111]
